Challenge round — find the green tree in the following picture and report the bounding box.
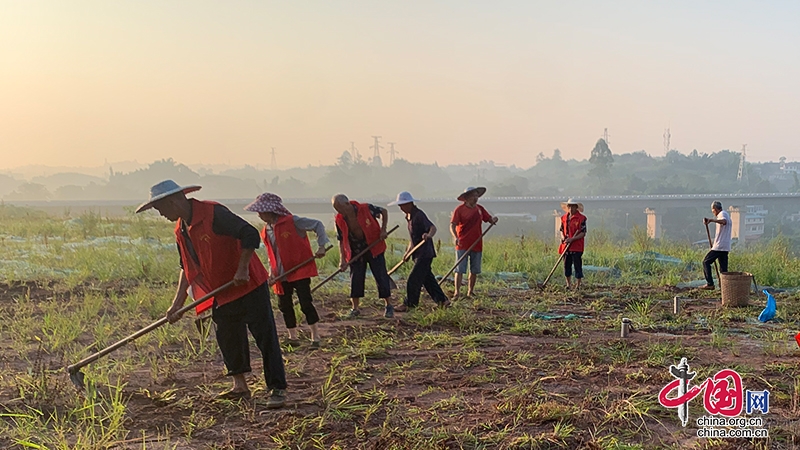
[588,139,613,179]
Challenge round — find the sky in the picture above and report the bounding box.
[2,0,799,170]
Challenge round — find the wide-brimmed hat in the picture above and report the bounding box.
[136,180,201,213]
[457,186,486,201]
[560,198,584,213]
[388,191,419,206]
[244,192,292,216]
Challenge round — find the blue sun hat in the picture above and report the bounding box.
[136,180,201,213]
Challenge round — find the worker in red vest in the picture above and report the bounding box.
[136,180,286,408]
[559,198,587,290]
[332,193,395,318]
[449,187,498,299]
[245,193,329,350]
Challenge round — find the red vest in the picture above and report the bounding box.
[335,201,386,260]
[559,211,586,253]
[262,215,318,295]
[176,199,269,314]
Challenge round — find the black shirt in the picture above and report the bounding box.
[177,204,261,268]
[408,206,436,260]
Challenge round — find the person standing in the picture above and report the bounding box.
[136,180,286,407]
[449,187,498,299]
[332,193,395,318]
[245,193,329,349]
[388,191,450,311]
[559,199,587,290]
[702,201,731,290]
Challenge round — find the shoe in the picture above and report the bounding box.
[347,309,360,319]
[266,389,286,409]
[394,304,409,312]
[309,341,321,350]
[216,389,251,400]
[701,285,715,290]
[384,305,394,318]
[285,338,301,347]
[438,299,451,309]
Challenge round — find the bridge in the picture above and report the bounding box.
[7,192,800,241]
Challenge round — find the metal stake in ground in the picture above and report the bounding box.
[67,281,235,390]
[310,225,400,294]
[437,223,495,287]
[539,241,571,290]
[704,222,721,284]
[387,239,428,290]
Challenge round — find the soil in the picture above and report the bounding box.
[0,282,798,449]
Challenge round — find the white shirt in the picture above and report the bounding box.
[711,210,732,252]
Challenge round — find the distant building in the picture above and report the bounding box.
[780,161,800,174]
[744,205,767,241]
[787,211,800,223]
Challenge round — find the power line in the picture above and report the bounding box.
[602,128,611,146]
[350,141,360,163]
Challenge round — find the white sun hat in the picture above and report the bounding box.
[388,191,419,206]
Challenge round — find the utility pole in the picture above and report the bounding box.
[370,136,383,166]
[602,128,611,146]
[663,128,671,155]
[270,147,277,171]
[738,144,747,184]
[387,142,398,165]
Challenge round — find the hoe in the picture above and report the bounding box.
[67,250,329,391]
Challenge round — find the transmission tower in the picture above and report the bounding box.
[387,142,398,165]
[350,141,360,163]
[738,144,747,183]
[602,128,611,146]
[663,128,671,155]
[370,136,383,166]
[270,147,277,171]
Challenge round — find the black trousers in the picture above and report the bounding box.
[212,283,287,390]
[349,252,391,299]
[406,257,447,307]
[277,278,320,329]
[703,250,729,286]
[564,252,583,279]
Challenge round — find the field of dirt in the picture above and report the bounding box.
[1,280,799,449]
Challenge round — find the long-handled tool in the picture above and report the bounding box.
[67,281,234,390]
[438,222,495,287]
[310,225,399,294]
[387,239,429,290]
[704,221,721,284]
[539,241,571,290]
[68,247,333,390]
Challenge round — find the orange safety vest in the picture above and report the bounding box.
[559,211,586,253]
[175,199,269,314]
[335,201,386,261]
[262,215,318,295]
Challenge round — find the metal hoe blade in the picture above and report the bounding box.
[68,368,86,390]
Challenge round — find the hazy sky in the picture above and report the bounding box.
[2,1,799,170]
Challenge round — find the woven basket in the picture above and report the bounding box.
[720,272,753,307]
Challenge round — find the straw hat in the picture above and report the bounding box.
[457,186,487,202]
[388,191,419,206]
[136,180,201,213]
[560,198,584,213]
[244,192,292,216]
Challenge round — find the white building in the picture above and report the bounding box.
[744,205,767,241]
